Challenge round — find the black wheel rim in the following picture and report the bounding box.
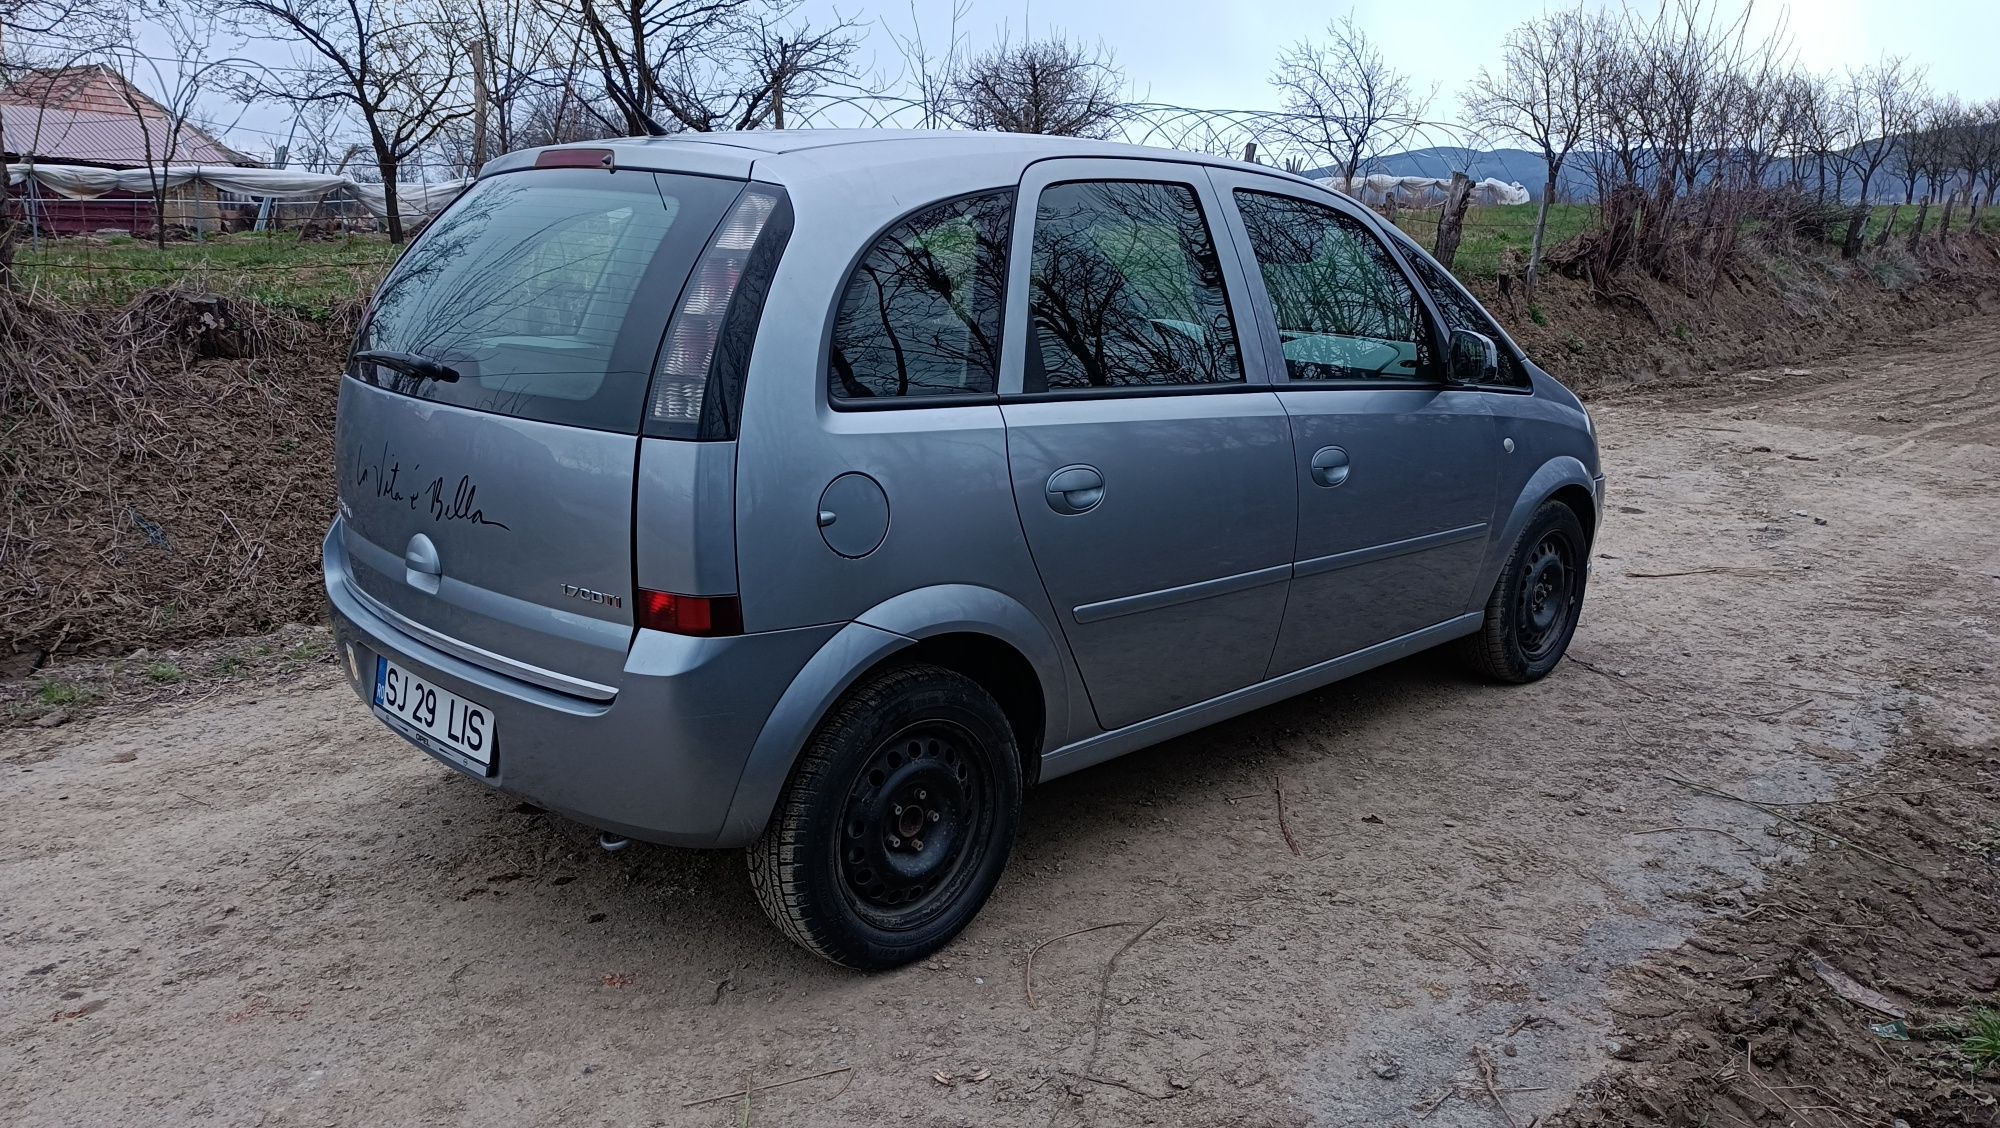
[838,719,993,930]
[1516,530,1579,662]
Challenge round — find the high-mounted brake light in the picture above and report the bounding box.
[636,589,744,637]
[535,148,614,169]
[647,189,781,434]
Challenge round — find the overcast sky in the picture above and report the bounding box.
[128,0,2000,164]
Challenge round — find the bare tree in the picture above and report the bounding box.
[943,33,1125,137]
[1787,70,1841,199]
[418,0,607,174]
[106,4,256,247]
[875,0,971,129]
[287,99,363,173]
[1901,95,1957,241]
[1724,59,1808,193]
[1,0,121,285]
[495,14,615,151]
[227,0,472,243]
[450,0,557,168]
[1272,13,1433,182]
[1576,20,1646,200]
[1463,5,1604,302]
[1834,56,1923,254]
[1975,100,2000,232]
[559,0,750,135]
[1890,91,1938,206]
[1766,70,1826,194]
[554,0,859,136]
[1618,0,1763,273]
[1949,99,2000,235]
[1569,0,1821,281]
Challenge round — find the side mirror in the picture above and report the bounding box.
[1447,328,1499,386]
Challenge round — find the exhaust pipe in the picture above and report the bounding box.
[597,832,631,853]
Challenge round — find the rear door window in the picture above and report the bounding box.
[1233,189,1430,383]
[1023,180,1244,392]
[828,190,1014,402]
[355,168,741,432]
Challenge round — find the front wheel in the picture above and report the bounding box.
[1462,501,1589,683]
[747,663,1021,970]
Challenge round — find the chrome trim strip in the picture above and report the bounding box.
[1071,562,1294,625]
[1292,523,1489,581]
[343,578,619,701]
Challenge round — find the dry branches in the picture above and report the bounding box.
[1,285,356,655]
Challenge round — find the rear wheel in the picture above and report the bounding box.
[748,663,1021,970]
[1463,501,1588,683]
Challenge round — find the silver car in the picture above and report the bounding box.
[325,130,1603,969]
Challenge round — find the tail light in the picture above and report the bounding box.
[646,186,791,440]
[636,589,743,637]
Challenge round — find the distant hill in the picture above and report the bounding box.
[1304,147,1594,202]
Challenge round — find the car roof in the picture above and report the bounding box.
[483,128,1324,191]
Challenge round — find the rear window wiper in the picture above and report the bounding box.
[353,349,461,383]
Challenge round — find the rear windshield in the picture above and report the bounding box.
[354,168,741,432]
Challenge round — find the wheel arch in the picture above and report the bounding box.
[1484,456,1601,587]
[1548,482,1598,547]
[715,586,1068,847]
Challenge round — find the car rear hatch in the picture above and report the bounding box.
[333,159,776,698]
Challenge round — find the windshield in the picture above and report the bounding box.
[354,168,741,432]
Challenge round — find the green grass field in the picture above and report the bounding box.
[11,231,402,319]
[1861,202,2000,240]
[1391,203,1598,279]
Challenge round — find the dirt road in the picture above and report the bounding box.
[6,316,1998,1128]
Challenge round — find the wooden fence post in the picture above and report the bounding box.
[1840,204,1869,258]
[1433,172,1474,270]
[1874,203,1899,249]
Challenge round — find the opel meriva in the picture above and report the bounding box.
[326,130,1604,969]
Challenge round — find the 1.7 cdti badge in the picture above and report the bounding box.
[562,584,622,608]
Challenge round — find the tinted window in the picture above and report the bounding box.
[1391,230,1532,388]
[1025,180,1243,392]
[357,168,741,432]
[829,191,1013,401]
[1234,190,1428,383]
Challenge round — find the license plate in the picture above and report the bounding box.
[374,657,495,770]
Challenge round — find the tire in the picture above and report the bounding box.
[747,663,1022,971]
[1462,500,1589,683]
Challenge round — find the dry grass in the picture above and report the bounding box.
[1,285,356,657]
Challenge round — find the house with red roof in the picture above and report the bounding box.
[1,65,259,234]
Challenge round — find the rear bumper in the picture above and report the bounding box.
[323,522,837,847]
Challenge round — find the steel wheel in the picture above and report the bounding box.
[749,663,1022,970]
[1462,500,1590,684]
[1515,531,1579,663]
[838,720,995,929]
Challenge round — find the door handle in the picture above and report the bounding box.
[1044,464,1105,514]
[1310,446,1351,488]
